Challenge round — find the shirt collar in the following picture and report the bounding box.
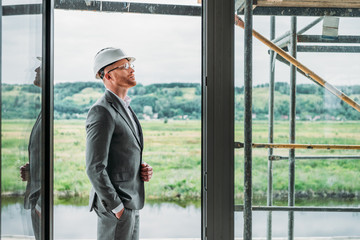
[106,88,131,108]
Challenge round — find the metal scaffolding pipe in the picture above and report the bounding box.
[272,17,323,44]
[282,45,360,53]
[235,142,360,150]
[267,16,276,208]
[41,0,55,239]
[243,0,253,239]
[288,16,297,240]
[235,205,360,212]
[238,6,360,17]
[298,35,360,43]
[270,155,360,161]
[266,15,275,240]
[234,15,360,113]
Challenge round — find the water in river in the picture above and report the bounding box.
[2,198,360,239]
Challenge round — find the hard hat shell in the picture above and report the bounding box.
[93,47,136,79]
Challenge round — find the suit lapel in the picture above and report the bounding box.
[129,106,143,149]
[29,112,42,149]
[105,91,142,148]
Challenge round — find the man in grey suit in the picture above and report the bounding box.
[86,47,153,240]
[20,63,42,240]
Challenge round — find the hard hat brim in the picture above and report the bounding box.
[95,56,135,79]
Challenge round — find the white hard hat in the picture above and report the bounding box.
[93,47,135,79]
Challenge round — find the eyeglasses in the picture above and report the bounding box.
[107,62,134,74]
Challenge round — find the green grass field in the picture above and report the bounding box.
[2,119,360,201]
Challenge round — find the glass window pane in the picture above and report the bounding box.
[52,4,201,239]
[1,8,43,239]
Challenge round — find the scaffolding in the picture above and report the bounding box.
[236,1,360,240]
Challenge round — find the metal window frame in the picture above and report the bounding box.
[202,0,235,238]
[5,0,360,17]
[41,0,54,239]
[2,1,200,16]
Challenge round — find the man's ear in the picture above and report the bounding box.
[104,72,111,81]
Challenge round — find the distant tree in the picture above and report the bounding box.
[255,83,269,88]
[143,106,153,116]
[129,84,146,96]
[275,99,289,117]
[275,82,290,95]
[131,96,158,113]
[339,85,360,95]
[195,85,201,95]
[2,82,360,120]
[3,84,14,91]
[235,86,244,94]
[21,84,41,93]
[170,87,183,97]
[297,84,317,94]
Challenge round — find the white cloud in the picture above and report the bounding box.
[2,15,42,84]
[53,10,201,84]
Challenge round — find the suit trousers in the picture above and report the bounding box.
[31,208,41,240]
[94,207,139,240]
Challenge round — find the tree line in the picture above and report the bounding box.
[1,82,359,120]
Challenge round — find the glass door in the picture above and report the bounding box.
[1,1,53,239]
[1,1,43,238]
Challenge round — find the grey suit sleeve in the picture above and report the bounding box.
[86,105,122,211]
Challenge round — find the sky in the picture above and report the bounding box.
[2,0,360,87]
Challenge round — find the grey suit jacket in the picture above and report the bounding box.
[24,113,42,210]
[86,90,144,213]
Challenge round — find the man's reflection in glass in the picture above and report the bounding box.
[20,58,42,240]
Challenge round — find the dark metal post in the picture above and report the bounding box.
[288,16,297,240]
[41,0,54,239]
[244,0,253,239]
[203,0,234,238]
[0,0,2,235]
[201,0,206,238]
[267,15,276,240]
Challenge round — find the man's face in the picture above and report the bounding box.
[104,59,136,89]
[33,66,41,87]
